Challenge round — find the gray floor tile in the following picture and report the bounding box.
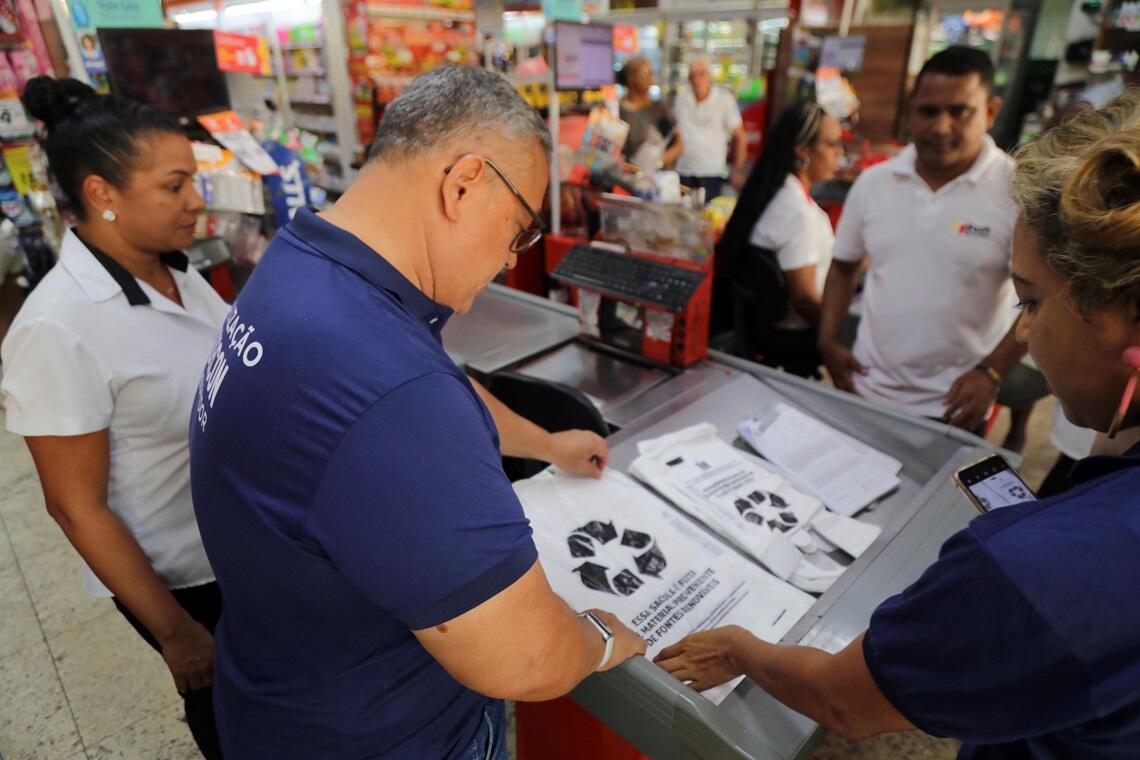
[49,609,178,748]
[0,565,43,659]
[1,481,70,563]
[0,638,84,760]
[86,702,197,760]
[21,545,108,640]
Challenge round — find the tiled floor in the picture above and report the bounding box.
[0,398,1061,760]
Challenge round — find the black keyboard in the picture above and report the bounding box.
[552,246,706,313]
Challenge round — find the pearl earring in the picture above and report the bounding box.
[102,209,116,222]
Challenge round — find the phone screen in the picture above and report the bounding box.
[958,456,1036,512]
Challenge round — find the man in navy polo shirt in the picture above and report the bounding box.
[188,66,645,759]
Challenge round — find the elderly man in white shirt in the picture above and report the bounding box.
[674,57,747,201]
[818,46,1026,434]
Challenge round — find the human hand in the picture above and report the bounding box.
[731,166,748,191]
[546,430,609,478]
[653,625,751,691]
[158,616,214,693]
[943,368,998,432]
[587,609,647,671]
[819,341,868,394]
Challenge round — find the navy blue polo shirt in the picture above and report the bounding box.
[188,208,537,759]
[864,443,1140,758]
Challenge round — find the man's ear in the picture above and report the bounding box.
[441,153,487,223]
[986,96,1002,128]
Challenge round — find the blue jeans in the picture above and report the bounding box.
[469,700,508,760]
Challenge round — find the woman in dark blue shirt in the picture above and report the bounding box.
[654,91,1140,758]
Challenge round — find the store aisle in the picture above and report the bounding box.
[0,411,200,760]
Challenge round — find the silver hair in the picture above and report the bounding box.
[367,66,551,162]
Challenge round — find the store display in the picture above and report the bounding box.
[553,21,614,90]
[514,468,815,704]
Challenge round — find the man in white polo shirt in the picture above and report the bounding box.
[818,47,1026,432]
[674,56,747,200]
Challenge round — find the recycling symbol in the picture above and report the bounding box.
[733,490,800,532]
[567,520,666,596]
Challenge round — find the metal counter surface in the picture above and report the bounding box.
[441,284,579,375]
[443,288,1004,759]
[568,363,999,760]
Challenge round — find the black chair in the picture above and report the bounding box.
[485,370,609,482]
[721,245,822,379]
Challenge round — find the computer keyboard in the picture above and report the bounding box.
[552,246,706,313]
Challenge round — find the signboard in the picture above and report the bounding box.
[65,0,162,89]
[214,31,271,76]
[197,111,279,176]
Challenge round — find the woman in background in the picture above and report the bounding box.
[714,102,845,376]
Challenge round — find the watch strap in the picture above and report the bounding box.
[975,362,1003,386]
[581,612,615,670]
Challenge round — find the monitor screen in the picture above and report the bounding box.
[554,22,615,91]
[99,29,230,118]
[819,35,867,72]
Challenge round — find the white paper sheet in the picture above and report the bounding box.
[739,405,901,517]
[629,424,883,593]
[514,469,815,704]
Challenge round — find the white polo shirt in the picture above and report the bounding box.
[749,174,835,329]
[833,136,1017,418]
[674,87,743,177]
[1,230,229,596]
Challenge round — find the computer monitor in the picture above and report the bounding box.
[554,22,615,91]
[819,35,867,72]
[99,29,230,119]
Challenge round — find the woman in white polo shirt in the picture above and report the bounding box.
[716,102,844,376]
[1,78,226,758]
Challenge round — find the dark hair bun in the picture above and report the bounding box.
[22,76,96,130]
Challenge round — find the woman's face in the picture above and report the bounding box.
[1012,220,1140,431]
[627,62,654,96]
[112,132,206,253]
[805,114,844,184]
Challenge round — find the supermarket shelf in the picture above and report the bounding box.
[282,41,325,50]
[290,94,334,105]
[365,4,476,22]
[285,68,328,77]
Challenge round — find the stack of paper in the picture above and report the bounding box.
[739,403,902,517]
[628,423,881,594]
[514,469,815,704]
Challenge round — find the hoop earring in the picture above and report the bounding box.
[102,209,117,222]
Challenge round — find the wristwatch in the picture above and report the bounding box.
[974,362,1003,387]
[580,611,615,670]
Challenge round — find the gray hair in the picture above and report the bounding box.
[367,66,551,162]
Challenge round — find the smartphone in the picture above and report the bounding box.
[953,455,1037,514]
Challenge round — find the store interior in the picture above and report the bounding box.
[0,0,1136,758]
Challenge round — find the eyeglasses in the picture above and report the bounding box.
[444,157,546,253]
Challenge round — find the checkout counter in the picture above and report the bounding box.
[444,282,1002,760]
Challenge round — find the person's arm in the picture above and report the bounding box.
[24,432,213,693]
[655,628,913,739]
[731,124,748,190]
[415,561,645,701]
[663,131,684,168]
[784,264,822,327]
[817,258,868,392]
[942,324,1028,431]
[471,379,608,478]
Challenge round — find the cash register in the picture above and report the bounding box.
[545,194,715,369]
